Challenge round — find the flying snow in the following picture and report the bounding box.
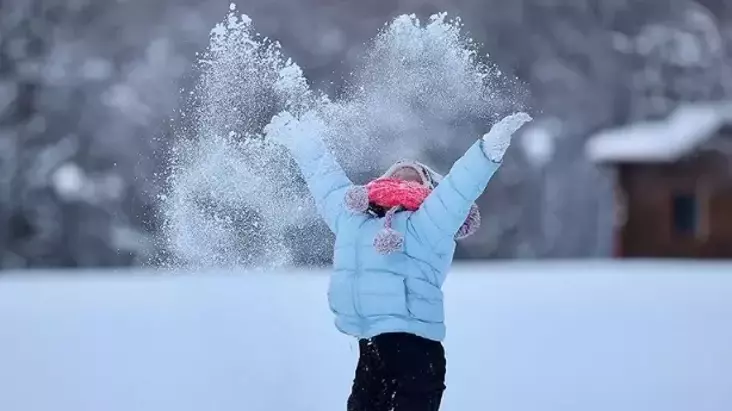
[160,4,528,269]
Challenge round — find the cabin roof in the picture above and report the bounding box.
[586,101,732,163]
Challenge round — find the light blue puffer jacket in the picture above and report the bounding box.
[289,136,501,342]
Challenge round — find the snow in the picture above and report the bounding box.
[51,162,86,200]
[586,101,732,163]
[164,9,525,268]
[164,8,317,268]
[520,117,561,168]
[1,261,731,411]
[50,163,126,204]
[633,4,723,67]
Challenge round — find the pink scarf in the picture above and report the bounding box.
[344,178,481,255]
[365,178,432,211]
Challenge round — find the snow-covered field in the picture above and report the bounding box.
[0,261,731,411]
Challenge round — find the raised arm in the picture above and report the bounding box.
[264,110,353,233]
[408,113,532,248]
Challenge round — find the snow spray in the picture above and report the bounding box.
[160,3,527,269]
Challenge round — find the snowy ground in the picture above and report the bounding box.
[0,261,731,411]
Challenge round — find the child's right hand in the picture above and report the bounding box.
[264,109,326,149]
[481,112,532,163]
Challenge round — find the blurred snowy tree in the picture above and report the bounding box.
[0,0,210,268]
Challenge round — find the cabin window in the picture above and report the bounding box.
[671,193,700,235]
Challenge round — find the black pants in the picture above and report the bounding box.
[347,332,446,411]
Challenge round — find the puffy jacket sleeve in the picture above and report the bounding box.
[286,135,353,233]
[408,140,501,248]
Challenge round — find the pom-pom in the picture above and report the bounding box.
[344,186,369,212]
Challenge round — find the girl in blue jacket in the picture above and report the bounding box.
[265,110,531,411]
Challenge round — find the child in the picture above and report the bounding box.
[264,111,532,411]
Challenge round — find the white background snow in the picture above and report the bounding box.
[1,261,731,411]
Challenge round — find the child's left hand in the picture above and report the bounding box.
[481,112,532,163]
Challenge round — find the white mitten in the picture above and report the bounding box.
[263,109,327,150]
[481,112,533,163]
[263,111,297,148]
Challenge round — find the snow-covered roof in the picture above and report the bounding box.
[586,101,732,163]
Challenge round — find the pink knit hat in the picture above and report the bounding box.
[344,160,481,254]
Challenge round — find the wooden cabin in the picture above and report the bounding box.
[587,102,732,258]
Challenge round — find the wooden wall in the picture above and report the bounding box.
[617,150,732,258]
